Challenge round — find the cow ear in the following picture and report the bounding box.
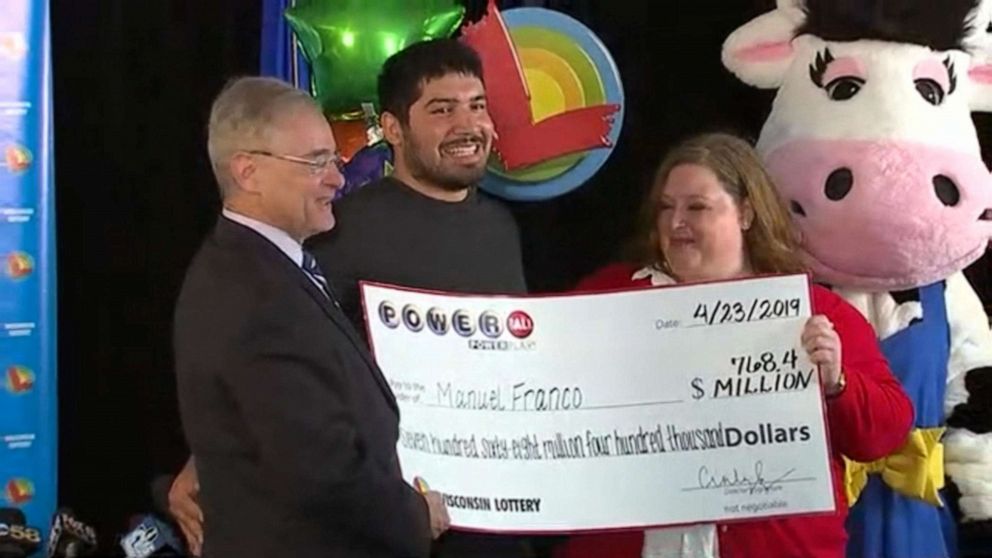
[966,0,992,111]
[722,6,805,89]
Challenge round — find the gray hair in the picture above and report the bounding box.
[206,76,320,196]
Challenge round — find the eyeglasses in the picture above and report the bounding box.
[246,150,344,176]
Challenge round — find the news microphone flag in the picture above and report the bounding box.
[46,509,96,557]
[120,516,182,557]
[0,508,41,558]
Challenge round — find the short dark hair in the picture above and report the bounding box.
[378,39,484,125]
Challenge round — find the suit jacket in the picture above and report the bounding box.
[174,217,431,558]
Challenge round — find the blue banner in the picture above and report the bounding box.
[0,0,57,544]
[260,0,310,88]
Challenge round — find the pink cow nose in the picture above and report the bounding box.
[767,138,992,289]
[788,167,966,215]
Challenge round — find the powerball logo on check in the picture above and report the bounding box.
[377,301,535,351]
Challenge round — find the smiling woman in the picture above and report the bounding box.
[561,133,913,558]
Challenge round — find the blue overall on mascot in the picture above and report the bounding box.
[721,1,992,556]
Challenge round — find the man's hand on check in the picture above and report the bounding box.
[415,477,450,539]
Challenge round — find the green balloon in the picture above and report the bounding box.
[285,0,465,120]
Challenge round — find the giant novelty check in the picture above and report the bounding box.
[362,274,834,532]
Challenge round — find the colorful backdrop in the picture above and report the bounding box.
[0,0,57,540]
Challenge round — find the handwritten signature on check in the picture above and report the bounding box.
[693,460,798,495]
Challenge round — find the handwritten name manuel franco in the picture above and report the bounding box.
[435,381,584,411]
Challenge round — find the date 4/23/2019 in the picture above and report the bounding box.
[692,297,801,326]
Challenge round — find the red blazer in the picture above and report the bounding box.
[554,263,914,558]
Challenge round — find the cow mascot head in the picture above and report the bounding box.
[723,1,992,556]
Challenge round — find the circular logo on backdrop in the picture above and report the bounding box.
[4,144,32,174]
[4,478,34,505]
[5,251,33,280]
[4,366,34,395]
[478,8,624,201]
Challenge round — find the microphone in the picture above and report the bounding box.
[45,509,97,557]
[119,515,183,557]
[0,508,41,558]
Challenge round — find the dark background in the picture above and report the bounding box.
[50,0,991,546]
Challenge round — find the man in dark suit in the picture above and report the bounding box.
[173,76,448,558]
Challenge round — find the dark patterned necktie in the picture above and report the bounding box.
[302,250,330,297]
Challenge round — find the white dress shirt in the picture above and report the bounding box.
[222,209,328,295]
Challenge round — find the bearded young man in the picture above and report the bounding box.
[307,40,533,558]
[308,39,527,335]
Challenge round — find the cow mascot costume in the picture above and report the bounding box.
[722,0,992,556]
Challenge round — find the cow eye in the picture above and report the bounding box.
[914,78,945,105]
[824,77,864,101]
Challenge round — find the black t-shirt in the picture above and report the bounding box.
[307,177,527,338]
